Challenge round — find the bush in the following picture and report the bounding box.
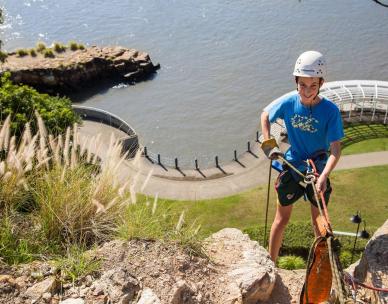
[0,50,7,62]
[78,44,85,50]
[29,49,37,57]
[117,199,204,257]
[69,41,78,51]
[244,221,315,257]
[0,72,78,137]
[54,245,101,283]
[43,49,55,58]
[16,49,28,57]
[53,42,66,53]
[36,42,46,52]
[278,255,305,270]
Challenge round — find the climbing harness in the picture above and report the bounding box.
[275,155,388,303]
[273,156,345,303]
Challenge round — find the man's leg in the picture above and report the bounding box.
[269,202,293,262]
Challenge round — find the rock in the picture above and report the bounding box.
[0,46,160,94]
[90,268,140,303]
[352,219,388,304]
[0,274,17,293]
[205,228,276,304]
[24,276,58,302]
[42,291,52,302]
[169,280,195,304]
[136,288,161,304]
[59,299,85,304]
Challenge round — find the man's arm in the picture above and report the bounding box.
[261,111,271,141]
[316,140,341,192]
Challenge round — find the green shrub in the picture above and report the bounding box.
[36,42,46,52]
[0,211,47,264]
[53,42,66,53]
[54,245,101,283]
[16,49,28,57]
[0,72,78,137]
[244,221,315,257]
[0,50,7,62]
[117,200,204,257]
[339,250,353,269]
[29,49,37,57]
[43,49,55,58]
[69,41,78,51]
[278,255,305,270]
[78,44,85,50]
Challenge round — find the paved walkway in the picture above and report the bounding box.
[79,121,388,201]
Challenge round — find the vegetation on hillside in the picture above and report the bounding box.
[0,72,79,138]
[0,114,202,273]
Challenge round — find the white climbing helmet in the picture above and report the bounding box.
[293,51,326,78]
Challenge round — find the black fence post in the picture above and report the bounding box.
[175,158,178,169]
[157,154,161,165]
[215,156,219,167]
[195,159,199,170]
[234,150,237,161]
[247,141,251,152]
[144,146,148,157]
[256,131,259,142]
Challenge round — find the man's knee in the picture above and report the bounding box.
[272,214,291,228]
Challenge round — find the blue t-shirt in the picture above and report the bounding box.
[266,93,344,171]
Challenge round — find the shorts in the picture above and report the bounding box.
[275,167,332,208]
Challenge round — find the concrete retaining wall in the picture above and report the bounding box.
[72,105,139,158]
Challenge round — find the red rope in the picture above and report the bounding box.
[308,159,332,226]
[344,272,388,293]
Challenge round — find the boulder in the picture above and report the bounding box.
[352,219,388,304]
[205,228,276,304]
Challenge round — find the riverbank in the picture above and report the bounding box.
[0,44,160,94]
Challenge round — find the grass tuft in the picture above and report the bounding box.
[36,42,46,53]
[53,42,66,53]
[53,245,101,283]
[0,50,8,62]
[278,255,305,270]
[69,41,78,51]
[43,49,55,58]
[16,49,28,57]
[29,49,37,57]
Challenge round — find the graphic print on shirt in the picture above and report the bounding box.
[291,114,318,133]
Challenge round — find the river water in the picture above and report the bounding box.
[1,0,388,167]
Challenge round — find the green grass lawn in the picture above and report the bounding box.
[157,165,388,239]
[342,138,388,155]
[342,124,388,154]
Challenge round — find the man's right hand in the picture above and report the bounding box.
[260,138,284,160]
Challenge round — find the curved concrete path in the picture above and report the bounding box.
[78,121,388,201]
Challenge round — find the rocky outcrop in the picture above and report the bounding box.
[0,46,160,94]
[0,229,278,304]
[350,219,388,304]
[204,228,276,304]
[5,223,387,304]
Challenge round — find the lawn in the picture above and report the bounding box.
[342,138,388,155]
[157,165,388,239]
[342,123,388,154]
